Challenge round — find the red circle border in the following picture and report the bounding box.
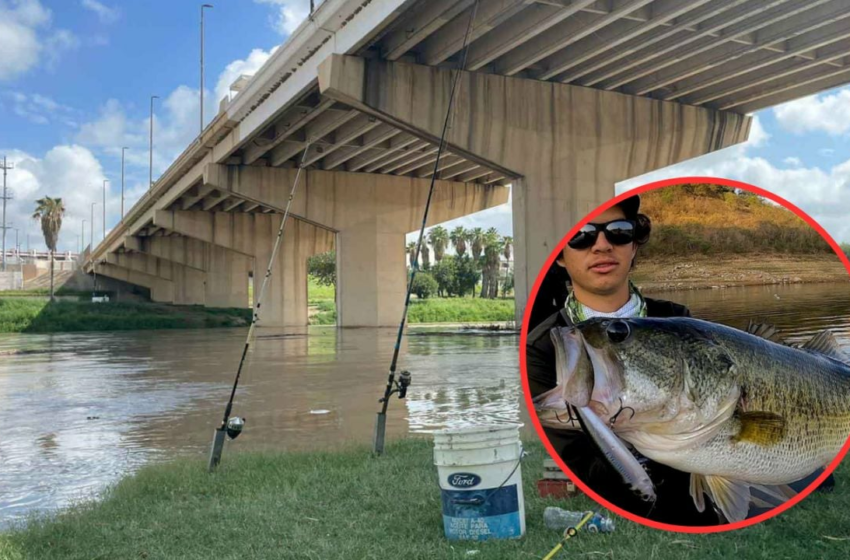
[518,176,850,534]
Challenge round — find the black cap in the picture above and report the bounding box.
[615,194,640,220]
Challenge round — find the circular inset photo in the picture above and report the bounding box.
[520,177,850,533]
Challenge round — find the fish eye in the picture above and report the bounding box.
[606,320,631,343]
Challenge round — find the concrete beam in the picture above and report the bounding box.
[95,262,174,303]
[318,54,750,322]
[563,0,746,85]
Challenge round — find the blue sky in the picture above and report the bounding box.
[1,0,849,253]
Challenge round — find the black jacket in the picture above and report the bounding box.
[525,298,723,526]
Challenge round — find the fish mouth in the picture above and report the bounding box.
[544,326,626,424]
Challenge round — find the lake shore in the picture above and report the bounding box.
[633,254,848,293]
[1,438,847,559]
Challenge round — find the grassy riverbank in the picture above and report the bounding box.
[1,438,848,559]
[0,299,251,333]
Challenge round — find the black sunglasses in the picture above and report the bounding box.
[568,219,636,250]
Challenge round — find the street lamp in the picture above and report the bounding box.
[103,179,108,241]
[150,95,159,190]
[201,4,213,135]
[121,147,129,218]
[90,202,98,249]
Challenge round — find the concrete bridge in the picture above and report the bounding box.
[85,0,850,326]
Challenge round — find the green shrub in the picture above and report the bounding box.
[411,272,438,299]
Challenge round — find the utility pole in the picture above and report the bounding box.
[150,95,159,190]
[121,147,128,218]
[103,179,108,241]
[1,156,13,272]
[201,4,213,135]
[90,202,97,250]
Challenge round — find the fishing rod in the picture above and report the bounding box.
[372,0,481,456]
[208,143,311,472]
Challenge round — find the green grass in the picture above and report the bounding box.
[307,296,515,326]
[0,439,847,559]
[0,288,94,298]
[0,298,251,333]
[407,297,515,323]
[307,277,335,303]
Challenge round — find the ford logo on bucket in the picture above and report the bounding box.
[448,473,482,488]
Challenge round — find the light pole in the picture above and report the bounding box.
[90,202,97,249]
[121,147,128,218]
[81,220,86,253]
[150,95,159,190]
[102,179,108,242]
[201,4,213,135]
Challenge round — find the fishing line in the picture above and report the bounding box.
[208,142,312,472]
[372,0,481,456]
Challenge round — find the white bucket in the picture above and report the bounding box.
[433,424,525,541]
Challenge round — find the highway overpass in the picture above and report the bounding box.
[85,0,850,326]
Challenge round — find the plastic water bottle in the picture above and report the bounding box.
[543,507,615,533]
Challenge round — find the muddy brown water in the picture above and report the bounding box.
[1,281,849,528]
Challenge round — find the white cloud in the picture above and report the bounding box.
[75,47,278,188]
[1,145,114,252]
[774,87,850,136]
[616,118,850,244]
[783,157,802,167]
[214,47,276,106]
[80,0,118,24]
[0,0,77,81]
[255,0,310,35]
[3,90,77,125]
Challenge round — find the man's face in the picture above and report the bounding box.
[558,206,638,297]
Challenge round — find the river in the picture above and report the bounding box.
[1,281,849,528]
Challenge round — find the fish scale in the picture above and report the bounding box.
[537,317,850,522]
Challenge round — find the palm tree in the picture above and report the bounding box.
[470,228,484,261]
[502,236,513,262]
[406,241,417,268]
[421,242,431,269]
[501,235,513,296]
[428,226,449,262]
[482,228,502,298]
[450,226,467,257]
[32,197,65,301]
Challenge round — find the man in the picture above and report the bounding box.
[525,195,720,525]
[525,194,833,525]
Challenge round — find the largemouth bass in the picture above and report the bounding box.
[534,317,850,522]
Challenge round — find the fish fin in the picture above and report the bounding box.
[550,327,593,407]
[750,483,796,508]
[746,320,786,344]
[689,474,707,513]
[799,330,850,365]
[734,411,786,446]
[701,475,752,523]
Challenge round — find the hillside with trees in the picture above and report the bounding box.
[638,184,834,257]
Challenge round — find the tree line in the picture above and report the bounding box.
[307,226,514,300]
[407,226,512,299]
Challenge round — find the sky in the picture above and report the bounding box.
[1,0,849,254]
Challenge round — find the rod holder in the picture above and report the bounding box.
[208,428,227,472]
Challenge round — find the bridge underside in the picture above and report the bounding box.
[90,0,850,326]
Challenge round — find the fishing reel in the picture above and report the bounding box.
[380,370,412,402]
[226,416,246,440]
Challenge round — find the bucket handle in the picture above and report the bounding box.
[449,445,526,508]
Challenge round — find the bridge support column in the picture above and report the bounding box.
[205,245,251,310]
[319,54,752,322]
[207,166,508,327]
